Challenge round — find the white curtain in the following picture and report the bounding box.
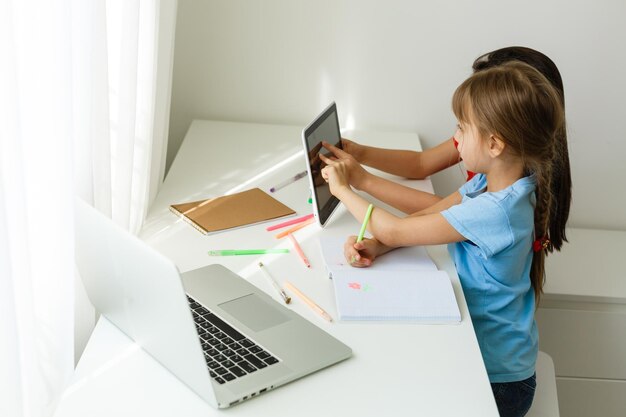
[73,0,162,232]
[0,0,172,416]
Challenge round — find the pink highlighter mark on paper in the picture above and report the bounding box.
[348,282,373,292]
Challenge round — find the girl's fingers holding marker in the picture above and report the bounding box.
[344,236,359,263]
[344,236,374,267]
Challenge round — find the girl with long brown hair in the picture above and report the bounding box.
[320,61,570,416]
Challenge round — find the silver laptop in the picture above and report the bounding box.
[74,199,352,408]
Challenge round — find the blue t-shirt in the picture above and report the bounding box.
[441,173,538,383]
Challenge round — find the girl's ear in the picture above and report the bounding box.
[488,134,505,158]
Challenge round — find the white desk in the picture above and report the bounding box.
[55,120,498,416]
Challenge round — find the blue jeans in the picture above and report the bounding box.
[490,373,536,417]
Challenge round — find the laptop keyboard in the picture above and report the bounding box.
[187,295,280,385]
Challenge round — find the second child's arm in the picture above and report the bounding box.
[343,137,460,179]
[359,175,442,214]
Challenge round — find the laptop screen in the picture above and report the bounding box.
[302,102,342,227]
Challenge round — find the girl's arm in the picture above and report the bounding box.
[343,191,465,265]
[321,154,465,248]
[338,188,464,247]
[343,137,460,179]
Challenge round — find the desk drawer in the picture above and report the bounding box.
[536,307,626,380]
[556,377,626,417]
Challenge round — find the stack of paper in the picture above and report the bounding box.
[318,237,461,323]
[318,237,437,278]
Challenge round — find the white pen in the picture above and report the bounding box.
[258,262,291,304]
[269,171,307,193]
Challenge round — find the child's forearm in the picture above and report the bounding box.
[359,174,442,214]
[335,187,406,246]
[335,186,464,248]
[360,138,460,179]
[359,146,425,178]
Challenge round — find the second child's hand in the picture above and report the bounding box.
[340,138,366,162]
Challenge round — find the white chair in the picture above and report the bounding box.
[526,351,560,417]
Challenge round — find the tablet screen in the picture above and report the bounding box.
[302,102,342,227]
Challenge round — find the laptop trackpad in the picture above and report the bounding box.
[219,293,290,332]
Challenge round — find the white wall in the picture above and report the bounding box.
[168,0,626,230]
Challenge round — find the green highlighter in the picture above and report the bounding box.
[208,249,289,256]
[352,204,374,264]
[357,204,374,242]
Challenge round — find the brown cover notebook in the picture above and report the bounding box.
[170,188,296,235]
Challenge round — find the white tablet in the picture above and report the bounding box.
[301,102,343,227]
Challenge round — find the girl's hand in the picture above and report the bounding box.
[319,152,352,196]
[341,138,366,162]
[343,236,387,267]
[320,141,370,190]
